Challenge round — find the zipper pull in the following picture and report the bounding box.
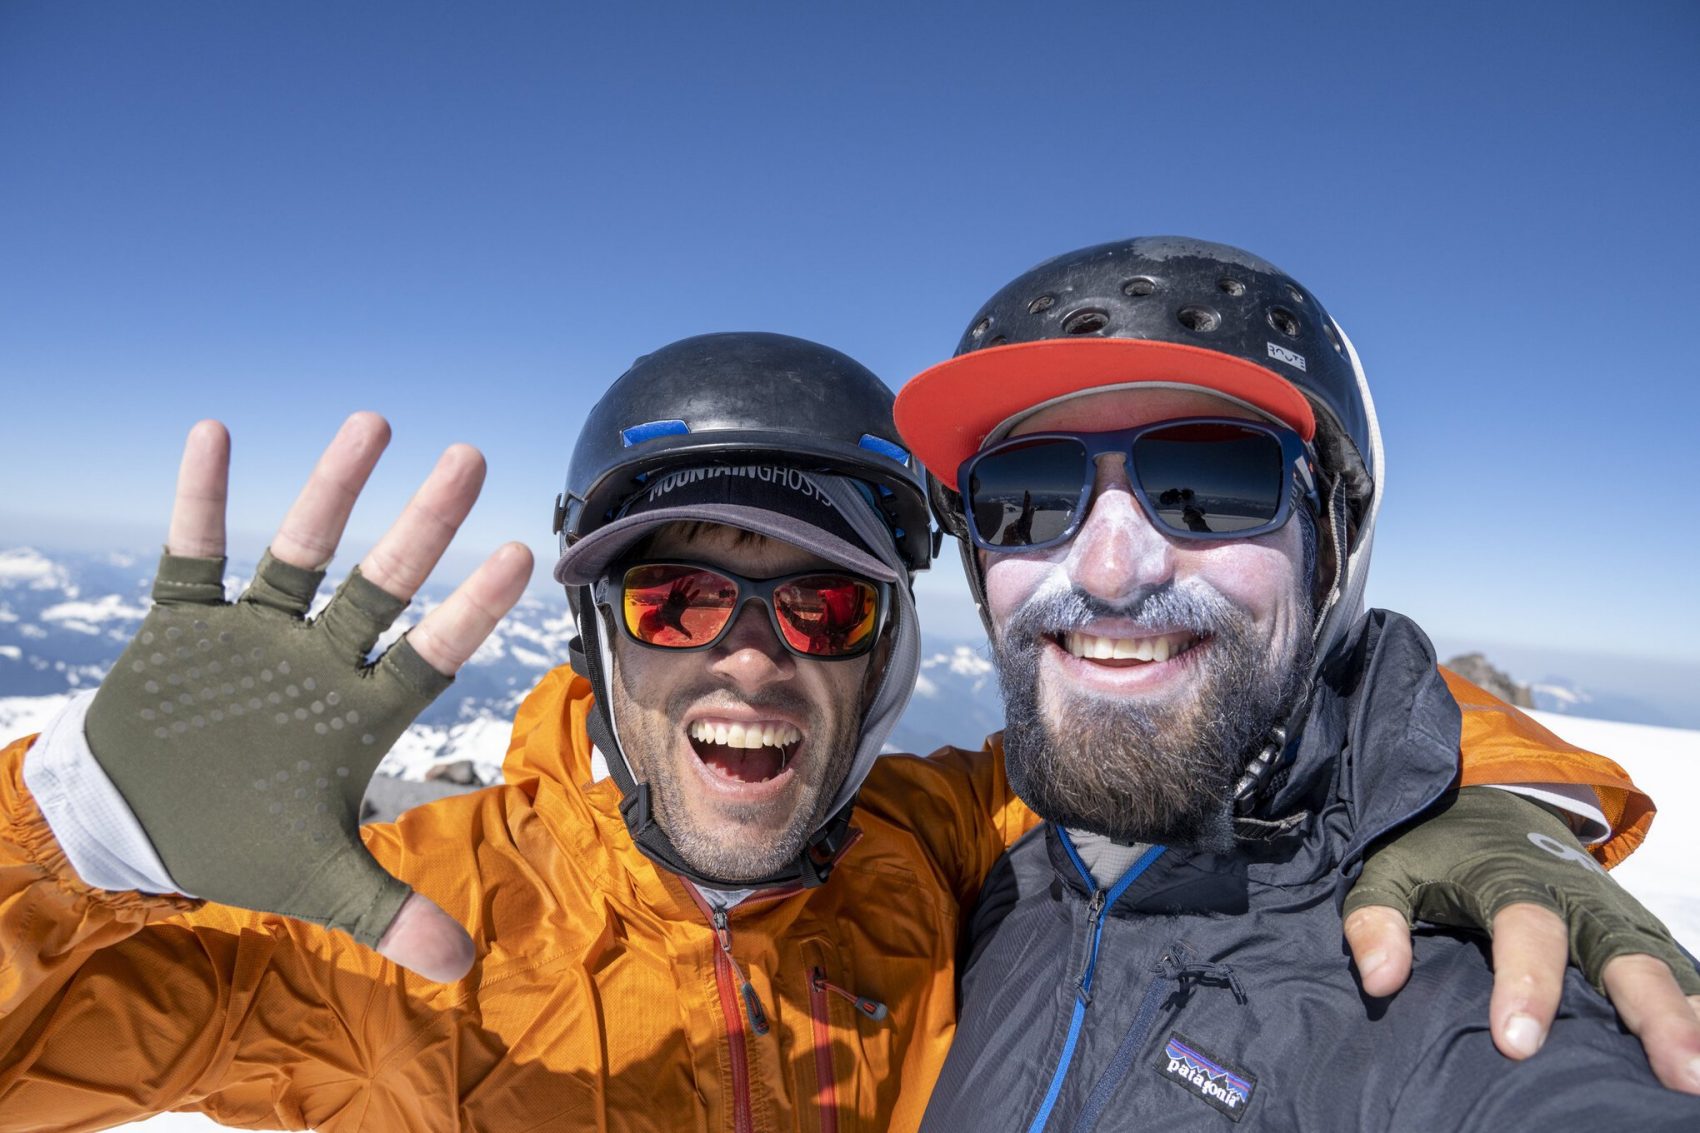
[712,908,771,1036]
[1087,887,1107,924]
[812,968,890,1022]
[741,982,771,1035]
[1076,888,1109,1001]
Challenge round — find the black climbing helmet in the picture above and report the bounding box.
[895,236,1374,547]
[555,331,931,577]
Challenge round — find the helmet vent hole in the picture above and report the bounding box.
[1286,285,1307,305]
[1323,319,1344,353]
[1267,307,1301,337]
[1122,276,1158,297]
[1061,308,1109,336]
[970,317,990,339]
[988,334,1008,347]
[1217,278,1245,296]
[1027,294,1057,315]
[1176,306,1221,333]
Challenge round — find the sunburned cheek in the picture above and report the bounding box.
[1178,539,1300,618]
[983,555,1070,630]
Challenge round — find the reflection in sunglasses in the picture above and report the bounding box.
[618,564,883,658]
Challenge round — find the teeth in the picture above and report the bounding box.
[689,719,802,750]
[1065,631,1195,663]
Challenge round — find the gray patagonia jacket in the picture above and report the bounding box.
[921,610,1700,1132]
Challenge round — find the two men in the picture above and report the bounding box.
[897,237,1700,1127]
[0,285,1688,1130]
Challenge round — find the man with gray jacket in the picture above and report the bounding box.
[895,237,1700,1129]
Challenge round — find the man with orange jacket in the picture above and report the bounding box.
[0,332,1690,1131]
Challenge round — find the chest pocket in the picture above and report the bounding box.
[783,935,905,1133]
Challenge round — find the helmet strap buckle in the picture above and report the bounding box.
[567,634,590,678]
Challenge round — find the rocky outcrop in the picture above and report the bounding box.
[1442,652,1534,708]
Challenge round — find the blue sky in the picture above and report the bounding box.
[3,0,1698,674]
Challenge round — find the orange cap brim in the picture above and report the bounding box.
[894,338,1317,491]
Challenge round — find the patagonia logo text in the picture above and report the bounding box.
[1266,342,1307,371]
[1154,1032,1256,1122]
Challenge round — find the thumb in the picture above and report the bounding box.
[376,892,476,982]
[1343,903,1416,997]
[1344,855,1421,997]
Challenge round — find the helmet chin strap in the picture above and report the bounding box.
[1230,473,1349,817]
[566,591,856,891]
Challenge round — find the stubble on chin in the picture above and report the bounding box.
[609,675,860,881]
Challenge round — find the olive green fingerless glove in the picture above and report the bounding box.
[85,550,452,948]
[1345,786,1700,995]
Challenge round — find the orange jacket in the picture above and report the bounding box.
[0,667,1652,1132]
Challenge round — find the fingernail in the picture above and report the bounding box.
[1503,1013,1544,1058]
[1358,949,1387,980]
[1685,1056,1700,1094]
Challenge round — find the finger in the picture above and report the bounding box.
[406,543,534,675]
[376,892,475,983]
[270,412,392,570]
[357,443,487,602]
[1602,954,1700,1094]
[1344,904,1414,997]
[1489,902,1569,1059]
[167,420,231,558]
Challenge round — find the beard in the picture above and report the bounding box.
[610,674,861,883]
[992,576,1313,851]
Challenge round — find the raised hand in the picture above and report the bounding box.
[84,414,533,982]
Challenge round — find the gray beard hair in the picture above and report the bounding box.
[991,579,1313,851]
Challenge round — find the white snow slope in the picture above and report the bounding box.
[103,712,1700,1131]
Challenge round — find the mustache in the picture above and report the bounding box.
[665,683,814,722]
[999,577,1246,644]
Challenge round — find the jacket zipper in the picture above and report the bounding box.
[688,888,761,1133]
[683,832,866,1133]
[808,967,840,1133]
[1023,836,1166,1133]
[707,910,755,1133]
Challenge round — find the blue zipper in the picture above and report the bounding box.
[1023,831,1166,1133]
[1069,975,1169,1133]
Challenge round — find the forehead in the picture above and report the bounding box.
[1005,387,1271,437]
[642,521,836,576]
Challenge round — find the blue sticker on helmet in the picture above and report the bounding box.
[621,420,691,447]
[857,433,910,465]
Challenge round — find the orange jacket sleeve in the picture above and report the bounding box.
[1443,668,1653,869]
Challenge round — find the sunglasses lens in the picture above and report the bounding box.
[622,564,738,647]
[773,575,880,657]
[966,438,1091,548]
[1132,422,1286,535]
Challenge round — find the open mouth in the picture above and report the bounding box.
[1054,629,1204,667]
[688,718,804,784]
